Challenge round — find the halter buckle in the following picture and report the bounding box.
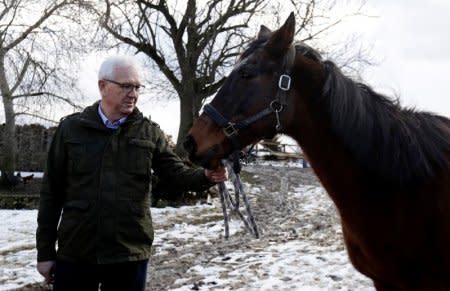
[270,100,283,112]
[278,74,291,91]
[223,123,238,137]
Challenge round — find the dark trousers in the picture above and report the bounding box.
[53,259,148,291]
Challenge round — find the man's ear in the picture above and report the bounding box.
[98,79,106,91]
[266,12,295,57]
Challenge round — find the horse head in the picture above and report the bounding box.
[185,12,324,169]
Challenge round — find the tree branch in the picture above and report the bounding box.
[5,0,69,51]
[12,91,83,110]
[14,111,58,124]
[102,0,181,91]
[10,52,31,94]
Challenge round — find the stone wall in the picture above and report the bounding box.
[0,124,56,171]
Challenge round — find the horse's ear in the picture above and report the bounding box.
[257,25,272,40]
[266,12,295,57]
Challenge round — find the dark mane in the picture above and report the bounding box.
[240,38,267,60]
[295,42,322,62]
[321,61,450,186]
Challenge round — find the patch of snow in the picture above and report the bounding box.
[0,164,374,290]
[0,210,41,291]
[0,171,43,179]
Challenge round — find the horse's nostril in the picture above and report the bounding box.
[183,135,197,155]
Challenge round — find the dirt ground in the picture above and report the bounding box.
[147,164,338,290]
[13,164,348,291]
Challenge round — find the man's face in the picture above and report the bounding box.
[99,65,141,118]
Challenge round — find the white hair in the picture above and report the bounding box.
[98,55,141,80]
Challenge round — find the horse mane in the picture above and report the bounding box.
[295,42,322,62]
[240,40,450,186]
[240,38,267,60]
[319,61,450,187]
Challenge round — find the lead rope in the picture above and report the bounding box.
[217,159,260,239]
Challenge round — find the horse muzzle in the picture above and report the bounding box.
[183,135,197,159]
[184,135,221,169]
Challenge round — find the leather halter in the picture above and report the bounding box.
[203,45,296,173]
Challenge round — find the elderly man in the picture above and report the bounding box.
[36,56,227,291]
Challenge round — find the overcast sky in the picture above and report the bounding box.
[76,1,450,139]
[343,0,450,116]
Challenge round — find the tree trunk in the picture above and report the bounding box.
[1,97,17,177]
[175,78,204,158]
[176,96,195,158]
[0,53,17,183]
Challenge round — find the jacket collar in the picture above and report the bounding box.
[78,101,143,130]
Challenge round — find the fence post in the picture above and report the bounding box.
[302,159,308,168]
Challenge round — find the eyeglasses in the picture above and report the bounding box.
[103,79,144,94]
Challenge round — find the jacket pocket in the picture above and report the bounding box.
[63,200,91,211]
[129,139,155,148]
[57,200,92,251]
[124,138,153,175]
[115,201,153,246]
[66,141,98,175]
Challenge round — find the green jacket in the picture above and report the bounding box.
[36,102,213,264]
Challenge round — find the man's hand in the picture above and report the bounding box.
[205,165,228,183]
[37,260,55,284]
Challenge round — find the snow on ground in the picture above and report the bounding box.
[0,164,375,291]
[171,240,372,291]
[159,175,373,291]
[0,172,43,179]
[0,210,40,291]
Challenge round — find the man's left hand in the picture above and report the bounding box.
[205,165,228,183]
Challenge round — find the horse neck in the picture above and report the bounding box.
[284,61,366,211]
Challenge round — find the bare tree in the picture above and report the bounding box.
[97,0,370,156]
[0,0,93,181]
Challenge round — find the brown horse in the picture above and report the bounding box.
[185,12,450,291]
